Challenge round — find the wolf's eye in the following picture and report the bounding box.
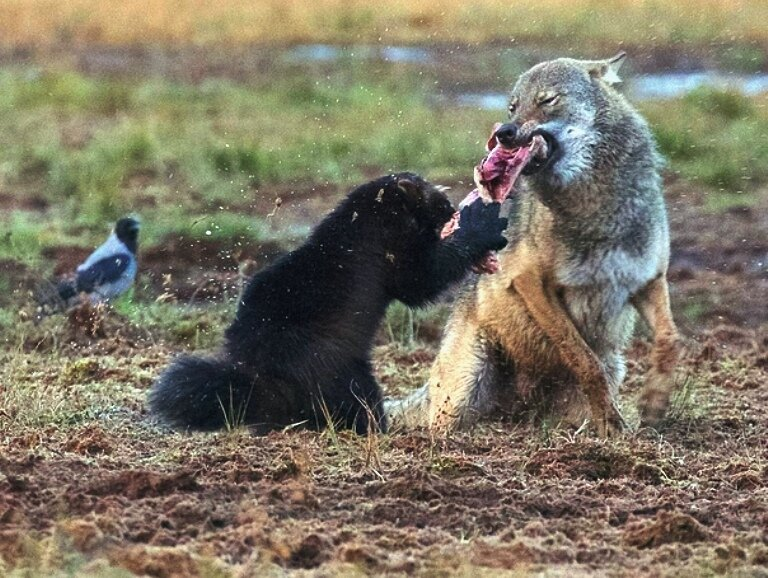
[508,101,518,116]
[539,94,561,106]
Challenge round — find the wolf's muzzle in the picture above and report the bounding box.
[494,124,560,175]
[522,128,560,175]
[493,123,519,148]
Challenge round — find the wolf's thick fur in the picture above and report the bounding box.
[387,54,681,436]
[150,173,508,434]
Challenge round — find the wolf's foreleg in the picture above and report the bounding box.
[512,268,626,437]
[427,319,504,432]
[384,384,430,430]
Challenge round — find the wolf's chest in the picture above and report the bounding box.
[556,243,646,286]
[553,247,644,350]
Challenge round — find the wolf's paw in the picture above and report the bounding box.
[637,384,672,428]
[593,403,628,438]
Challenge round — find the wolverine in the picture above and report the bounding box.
[387,54,682,436]
[149,173,509,434]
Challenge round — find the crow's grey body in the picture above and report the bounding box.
[57,217,140,305]
[75,234,137,302]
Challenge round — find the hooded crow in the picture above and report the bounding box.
[57,217,140,304]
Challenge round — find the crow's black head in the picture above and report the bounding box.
[115,217,141,253]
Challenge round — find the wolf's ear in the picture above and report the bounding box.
[585,52,627,85]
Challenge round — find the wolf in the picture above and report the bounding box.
[387,53,682,436]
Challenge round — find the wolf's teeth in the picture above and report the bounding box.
[529,134,548,160]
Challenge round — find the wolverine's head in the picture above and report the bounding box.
[494,53,627,188]
[338,172,455,244]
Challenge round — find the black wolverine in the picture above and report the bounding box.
[149,173,508,434]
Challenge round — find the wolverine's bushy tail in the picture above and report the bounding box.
[149,355,257,431]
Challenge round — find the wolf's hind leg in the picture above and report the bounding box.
[384,384,430,430]
[632,274,682,426]
[428,322,506,432]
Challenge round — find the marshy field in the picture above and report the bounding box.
[1,2,767,576]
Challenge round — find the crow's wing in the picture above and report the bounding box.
[76,253,132,293]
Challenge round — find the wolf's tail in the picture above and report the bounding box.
[149,355,259,431]
[383,384,430,430]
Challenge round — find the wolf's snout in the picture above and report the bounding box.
[494,123,519,148]
[522,129,559,176]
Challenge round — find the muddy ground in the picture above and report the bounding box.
[1,173,766,576]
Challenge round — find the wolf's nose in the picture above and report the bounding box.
[494,123,518,147]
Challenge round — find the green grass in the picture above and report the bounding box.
[180,212,267,244]
[0,62,498,298]
[384,301,450,347]
[0,213,50,265]
[0,66,763,329]
[1,66,764,256]
[110,297,235,350]
[642,88,768,199]
[0,66,494,236]
[1,348,133,429]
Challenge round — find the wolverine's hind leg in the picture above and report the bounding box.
[428,321,508,432]
[318,359,387,434]
[631,274,683,426]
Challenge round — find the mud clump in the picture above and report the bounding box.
[67,302,108,339]
[338,543,386,572]
[61,358,104,385]
[64,425,115,456]
[624,511,711,549]
[470,539,543,570]
[109,545,201,578]
[367,470,468,501]
[84,470,200,499]
[0,530,25,566]
[524,442,635,480]
[287,533,331,569]
[57,518,106,553]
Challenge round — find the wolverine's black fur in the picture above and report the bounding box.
[149,173,507,434]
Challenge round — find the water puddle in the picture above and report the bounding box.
[455,72,768,109]
[286,44,768,105]
[630,72,768,99]
[288,44,343,62]
[455,93,508,110]
[286,44,432,63]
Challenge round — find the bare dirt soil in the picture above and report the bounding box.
[1,179,767,576]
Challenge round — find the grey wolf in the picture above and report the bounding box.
[387,54,681,436]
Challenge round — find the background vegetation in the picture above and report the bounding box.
[1,66,765,268]
[2,0,767,50]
